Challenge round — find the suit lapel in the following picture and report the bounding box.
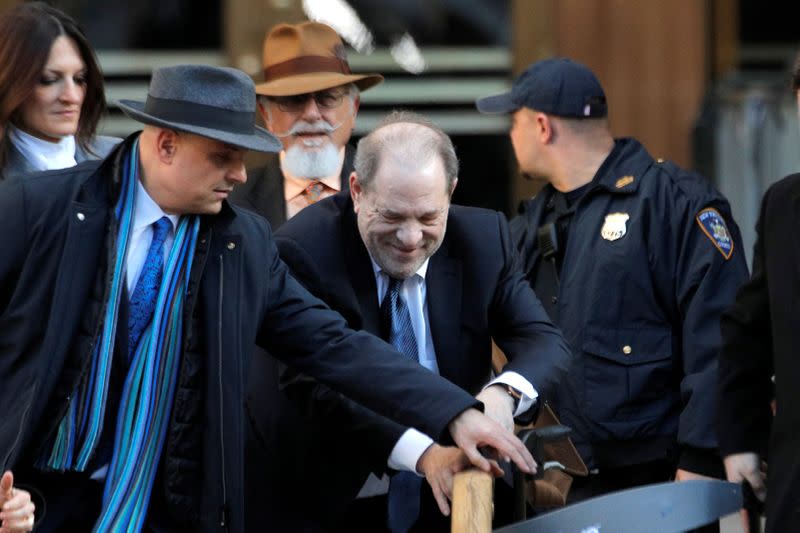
[3,143,37,179]
[339,144,355,194]
[244,160,286,228]
[41,191,110,396]
[342,206,382,336]
[426,238,463,383]
[265,164,288,226]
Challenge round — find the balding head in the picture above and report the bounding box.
[353,110,459,194]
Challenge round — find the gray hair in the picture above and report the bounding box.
[354,110,459,191]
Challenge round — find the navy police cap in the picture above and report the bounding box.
[476,58,607,118]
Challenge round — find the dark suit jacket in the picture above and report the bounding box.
[718,173,800,533]
[270,193,570,529]
[230,145,354,230]
[231,146,355,531]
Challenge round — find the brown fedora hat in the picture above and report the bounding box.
[256,21,383,97]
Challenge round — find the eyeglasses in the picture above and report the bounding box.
[268,88,349,112]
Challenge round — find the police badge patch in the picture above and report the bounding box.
[601,212,629,241]
[696,208,733,260]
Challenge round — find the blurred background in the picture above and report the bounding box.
[4,0,799,265]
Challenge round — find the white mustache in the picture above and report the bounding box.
[273,120,343,139]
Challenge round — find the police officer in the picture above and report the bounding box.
[476,58,750,509]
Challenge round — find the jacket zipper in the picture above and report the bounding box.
[217,253,229,529]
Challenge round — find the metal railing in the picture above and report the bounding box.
[95,47,512,137]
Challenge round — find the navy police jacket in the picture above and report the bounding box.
[511,138,749,474]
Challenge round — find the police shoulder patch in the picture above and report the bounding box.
[696,207,733,260]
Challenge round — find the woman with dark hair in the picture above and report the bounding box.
[0,5,117,528]
[0,2,118,180]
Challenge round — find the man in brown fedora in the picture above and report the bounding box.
[230,20,382,229]
[233,21,385,531]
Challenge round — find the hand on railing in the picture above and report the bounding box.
[417,444,475,516]
[724,452,767,533]
[448,408,536,477]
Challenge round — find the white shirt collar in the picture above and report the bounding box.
[7,124,76,171]
[133,177,180,232]
[369,256,430,283]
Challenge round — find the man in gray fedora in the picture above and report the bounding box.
[0,64,534,532]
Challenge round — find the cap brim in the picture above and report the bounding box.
[475,92,519,114]
[255,72,384,96]
[117,100,282,153]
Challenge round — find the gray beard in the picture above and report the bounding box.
[282,142,341,178]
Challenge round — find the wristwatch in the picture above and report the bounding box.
[505,384,523,410]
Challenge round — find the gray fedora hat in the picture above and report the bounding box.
[117,64,281,152]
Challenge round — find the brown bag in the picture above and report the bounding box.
[524,403,588,509]
[491,342,586,509]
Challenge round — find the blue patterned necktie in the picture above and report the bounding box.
[380,277,420,363]
[128,216,171,360]
[381,277,422,532]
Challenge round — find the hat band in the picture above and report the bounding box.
[263,55,351,82]
[144,95,254,134]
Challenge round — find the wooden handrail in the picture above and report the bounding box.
[446,341,502,533]
[451,468,494,533]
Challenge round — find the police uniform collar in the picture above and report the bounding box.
[592,138,651,195]
[544,182,592,216]
[542,138,645,209]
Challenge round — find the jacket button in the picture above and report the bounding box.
[76,212,85,221]
[622,345,632,355]
[227,242,236,250]
[551,296,558,304]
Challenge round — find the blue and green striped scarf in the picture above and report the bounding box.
[39,138,200,532]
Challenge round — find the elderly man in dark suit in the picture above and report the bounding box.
[717,59,800,533]
[272,111,570,532]
[0,66,535,533]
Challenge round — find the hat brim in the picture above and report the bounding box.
[475,92,519,114]
[117,100,282,153]
[255,72,384,96]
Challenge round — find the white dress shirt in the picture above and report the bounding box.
[357,257,538,497]
[125,179,179,292]
[7,125,76,171]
